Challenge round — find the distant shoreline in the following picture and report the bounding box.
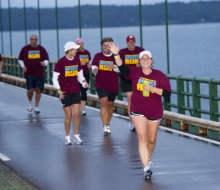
[1,1,220,31]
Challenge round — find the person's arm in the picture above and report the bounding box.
[18,60,27,72]
[107,42,130,76]
[52,71,61,90]
[77,69,88,88]
[40,60,49,67]
[145,86,171,97]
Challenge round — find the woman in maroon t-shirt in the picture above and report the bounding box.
[108,42,171,179]
[53,41,88,145]
[91,37,119,135]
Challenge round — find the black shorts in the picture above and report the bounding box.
[96,88,118,102]
[25,76,44,91]
[60,93,81,107]
[120,75,132,93]
[130,112,162,122]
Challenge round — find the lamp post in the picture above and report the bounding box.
[165,0,170,74]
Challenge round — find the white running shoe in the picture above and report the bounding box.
[106,124,111,134]
[65,136,72,145]
[27,102,33,112]
[81,110,86,115]
[128,121,135,131]
[73,134,83,145]
[103,125,108,134]
[34,107,40,114]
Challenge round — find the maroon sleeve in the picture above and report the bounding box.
[158,72,171,92]
[54,59,62,73]
[18,46,26,60]
[41,46,49,61]
[0,54,2,61]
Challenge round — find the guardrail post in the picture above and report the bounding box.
[193,77,201,118]
[209,78,218,121]
[177,75,185,114]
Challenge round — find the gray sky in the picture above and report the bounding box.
[1,0,209,8]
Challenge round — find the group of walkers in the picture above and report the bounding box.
[1,34,171,179]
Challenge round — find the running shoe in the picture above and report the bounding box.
[73,134,83,145]
[106,124,111,134]
[81,110,86,115]
[128,121,135,131]
[103,125,108,134]
[144,169,153,179]
[27,102,33,112]
[65,136,72,145]
[34,107,40,114]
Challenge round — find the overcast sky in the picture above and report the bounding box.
[1,0,210,8]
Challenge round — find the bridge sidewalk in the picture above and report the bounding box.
[0,82,220,190]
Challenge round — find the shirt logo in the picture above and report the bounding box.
[79,55,89,63]
[125,54,139,65]
[28,51,40,59]
[137,77,156,93]
[99,60,114,71]
[65,65,78,77]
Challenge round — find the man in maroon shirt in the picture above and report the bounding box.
[18,34,49,114]
[119,35,145,131]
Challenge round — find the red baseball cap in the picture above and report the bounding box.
[126,35,136,42]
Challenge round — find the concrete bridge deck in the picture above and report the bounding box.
[0,82,220,190]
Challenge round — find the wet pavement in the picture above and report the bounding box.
[0,82,220,190]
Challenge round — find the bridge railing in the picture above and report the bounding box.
[1,56,220,139]
[2,56,219,120]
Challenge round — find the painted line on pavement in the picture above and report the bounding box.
[0,153,11,161]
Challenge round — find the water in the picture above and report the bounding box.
[1,22,220,79]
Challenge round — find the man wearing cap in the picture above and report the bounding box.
[52,41,88,145]
[18,34,49,114]
[75,37,92,116]
[119,35,145,131]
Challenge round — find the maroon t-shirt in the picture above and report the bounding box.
[0,54,2,61]
[18,44,49,77]
[76,49,91,74]
[92,52,119,93]
[54,56,82,93]
[119,46,145,67]
[126,67,171,119]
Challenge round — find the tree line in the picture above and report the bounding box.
[1,1,220,31]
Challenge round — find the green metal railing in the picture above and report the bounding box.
[2,56,220,122]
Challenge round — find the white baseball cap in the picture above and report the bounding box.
[64,41,80,52]
[139,50,152,59]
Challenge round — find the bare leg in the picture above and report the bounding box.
[131,116,149,166]
[35,87,41,107]
[72,104,81,135]
[107,101,114,124]
[27,88,34,102]
[99,97,109,125]
[125,91,132,115]
[81,100,86,111]
[63,106,72,136]
[147,121,160,159]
